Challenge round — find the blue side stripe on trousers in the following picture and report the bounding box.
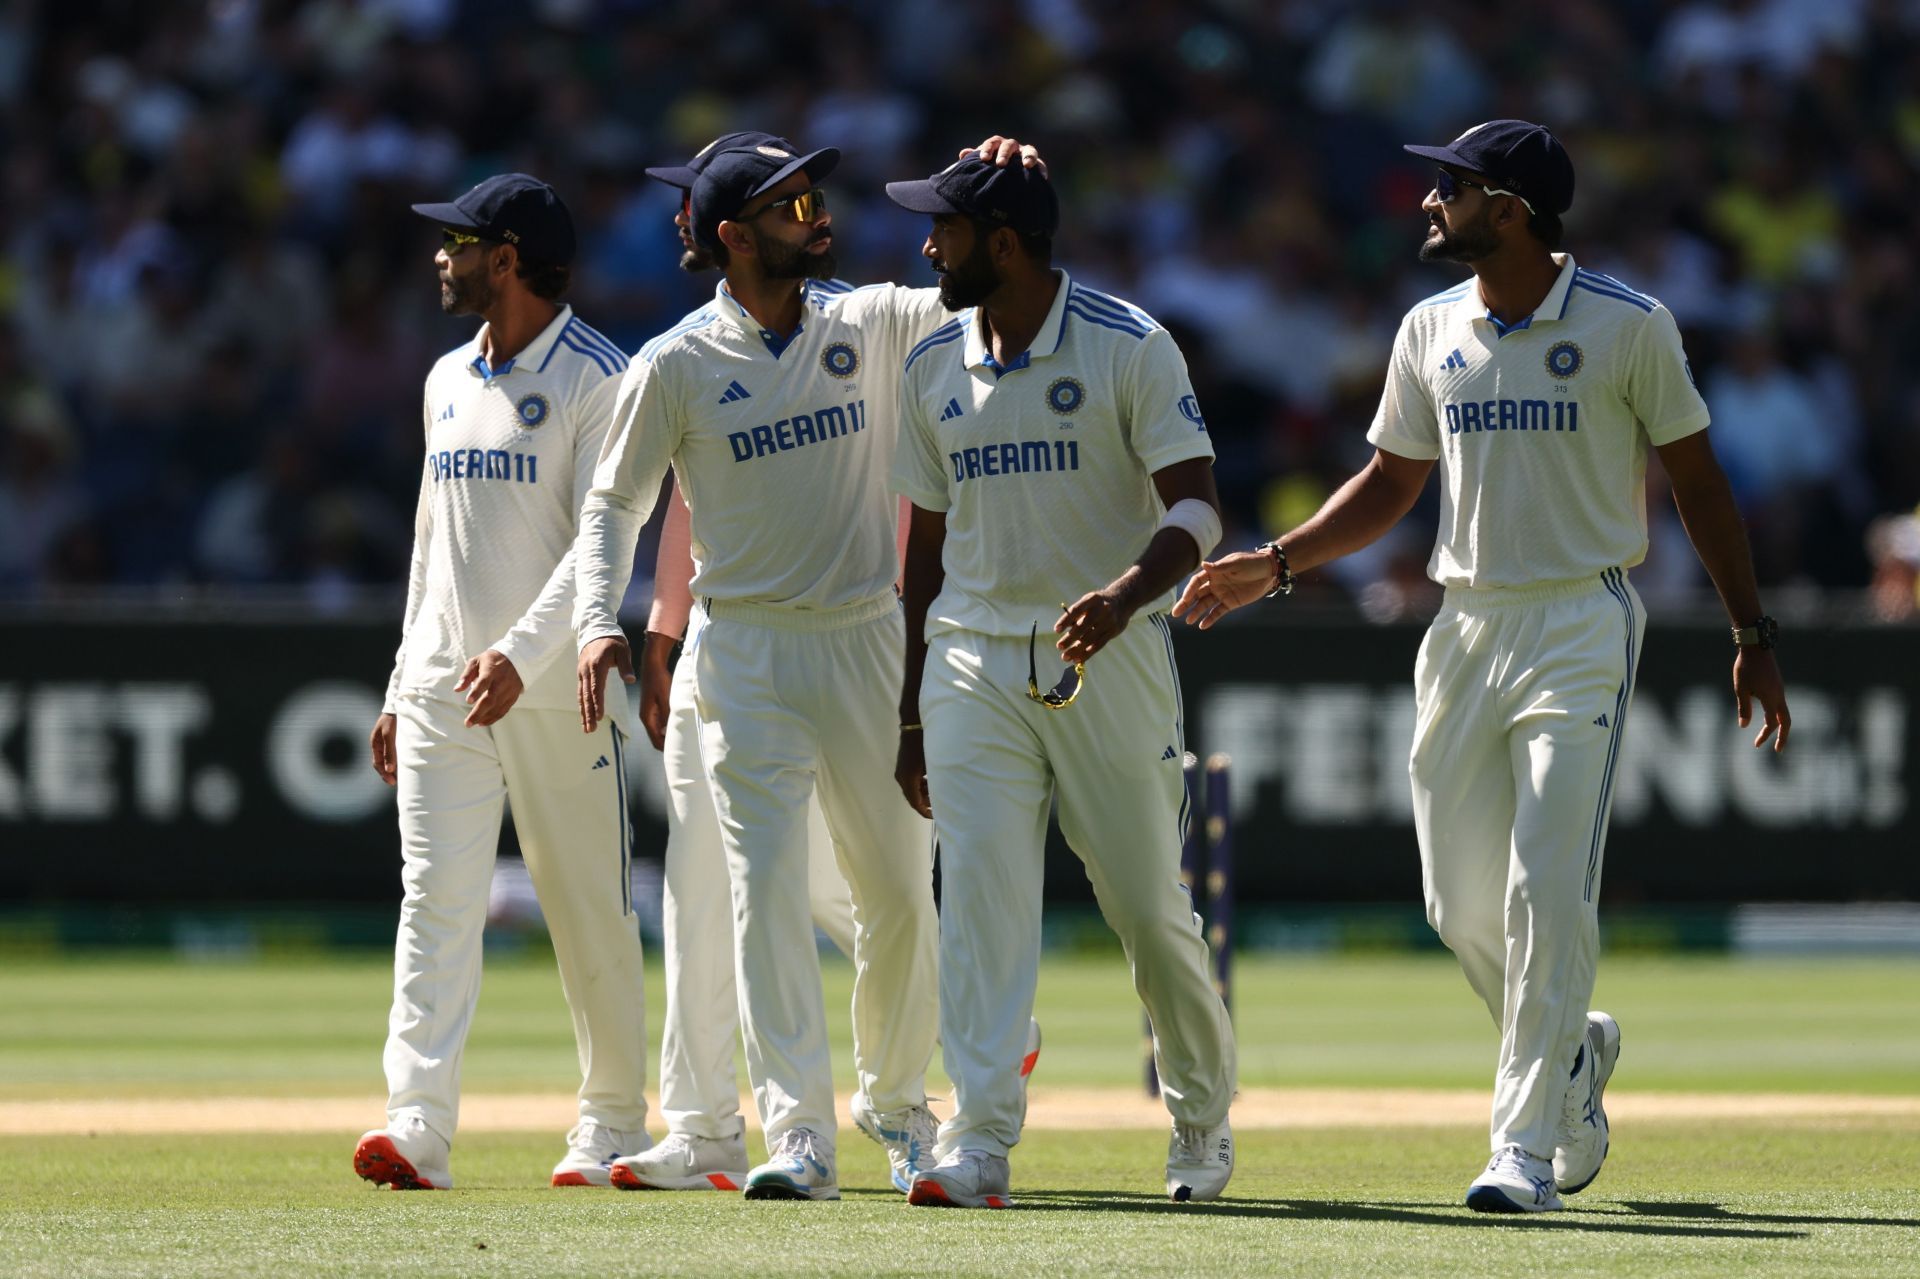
[1585,568,1636,902]
[609,724,632,915]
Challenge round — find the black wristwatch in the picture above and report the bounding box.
[1730,615,1778,650]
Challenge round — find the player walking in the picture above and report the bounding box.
[573,137,1040,1200]
[357,175,650,1190]
[606,134,861,1194]
[886,153,1237,1208]
[1174,121,1791,1213]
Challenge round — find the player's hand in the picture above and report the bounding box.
[578,636,635,734]
[1734,648,1791,752]
[638,631,677,752]
[968,135,1048,177]
[1172,550,1277,629]
[1055,589,1133,664]
[895,728,932,819]
[455,650,524,728]
[368,713,398,786]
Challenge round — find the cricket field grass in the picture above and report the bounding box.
[1,950,1915,1277]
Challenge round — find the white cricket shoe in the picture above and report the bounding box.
[907,1148,1013,1209]
[1166,1119,1233,1202]
[851,1094,938,1194]
[1467,1144,1564,1213]
[550,1120,651,1187]
[1555,1011,1622,1194]
[609,1131,749,1192]
[743,1128,839,1201]
[353,1118,450,1190]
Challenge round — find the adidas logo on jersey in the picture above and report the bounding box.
[1593,713,1609,729]
[591,755,611,770]
[1440,349,1468,372]
[437,403,455,422]
[939,397,965,421]
[718,380,752,404]
[1161,745,1178,761]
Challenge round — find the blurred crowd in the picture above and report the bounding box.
[2,0,1918,620]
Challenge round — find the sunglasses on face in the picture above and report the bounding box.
[746,186,828,223]
[441,228,485,256]
[1434,169,1536,216]
[1027,621,1086,710]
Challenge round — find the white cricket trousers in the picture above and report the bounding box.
[1410,568,1644,1159]
[658,616,858,1141]
[385,694,648,1146]
[690,593,939,1150]
[923,615,1236,1157]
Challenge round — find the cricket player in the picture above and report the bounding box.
[886,153,1237,1209]
[1174,121,1791,1213]
[609,134,861,1194]
[357,175,650,1190]
[573,136,1042,1200]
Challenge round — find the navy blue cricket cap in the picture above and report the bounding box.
[885,152,1059,237]
[411,173,576,265]
[689,142,840,251]
[1404,119,1575,216]
[645,131,797,189]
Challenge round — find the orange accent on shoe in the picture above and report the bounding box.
[907,1179,953,1207]
[550,1171,594,1187]
[706,1173,740,1191]
[353,1134,437,1190]
[985,1195,1012,1209]
[610,1165,643,1190]
[1020,1050,1040,1078]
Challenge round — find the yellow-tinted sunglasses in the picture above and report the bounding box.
[441,228,485,256]
[746,187,828,224]
[1027,620,1086,710]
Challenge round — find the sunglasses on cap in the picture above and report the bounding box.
[441,228,486,256]
[745,186,828,224]
[1027,619,1086,710]
[1434,169,1536,216]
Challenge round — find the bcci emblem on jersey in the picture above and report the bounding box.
[1047,376,1086,416]
[822,341,860,379]
[1545,341,1584,380]
[515,392,552,429]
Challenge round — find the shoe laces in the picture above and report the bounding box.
[1170,1122,1214,1163]
[652,1132,696,1161]
[1487,1144,1532,1178]
[774,1127,829,1165]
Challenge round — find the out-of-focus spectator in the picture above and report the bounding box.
[1865,506,1920,621]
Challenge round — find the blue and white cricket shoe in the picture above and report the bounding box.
[743,1127,839,1201]
[851,1094,937,1194]
[1467,1144,1564,1213]
[1555,1010,1622,1194]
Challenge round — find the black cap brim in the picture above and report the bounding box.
[1403,144,1483,174]
[883,179,960,215]
[644,165,698,189]
[746,147,840,200]
[410,200,482,228]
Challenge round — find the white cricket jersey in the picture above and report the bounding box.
[1367,253,1710,589]
[892,270,1216,639]
[575,278,948,642]
[386,304,628,714]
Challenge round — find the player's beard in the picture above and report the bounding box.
[679,245,716,273]
[440,267,496,316]
[759,229,837,282]
[1419,206,1500,263]
[936,240,999,311]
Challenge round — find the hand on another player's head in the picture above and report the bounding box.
[967,136,1048,177]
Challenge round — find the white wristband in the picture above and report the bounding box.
[1159,498,1222,559]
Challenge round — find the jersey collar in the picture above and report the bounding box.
[465,304,574,380]
[963,269,1071,376]
[1461,253,1577,335]
[713,280,817,359]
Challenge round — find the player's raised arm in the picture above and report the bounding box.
[575,350,680,732]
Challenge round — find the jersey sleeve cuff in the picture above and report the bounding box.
[1136,440,1217,474]
[1644,409,1711,447]
[1365,422,1441,461]
[890,480,951,513]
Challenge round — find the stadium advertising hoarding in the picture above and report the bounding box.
[0,616,1912,905]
